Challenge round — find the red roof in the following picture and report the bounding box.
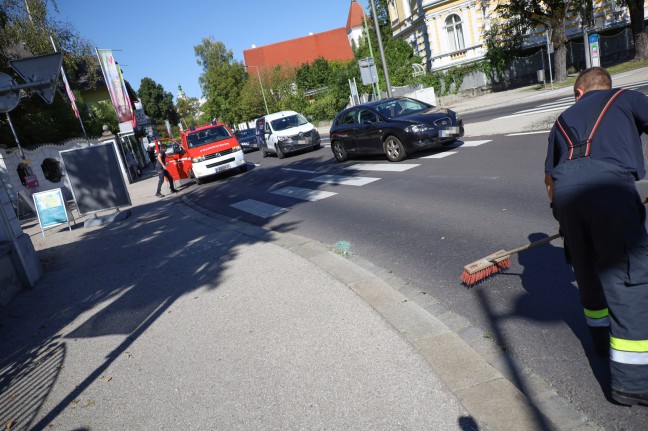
[243,28,355,71]
[346,1,366,30]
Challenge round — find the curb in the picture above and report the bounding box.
[175,195,603,431]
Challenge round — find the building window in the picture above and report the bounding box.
[445,14,465,52]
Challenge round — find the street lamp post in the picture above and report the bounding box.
[245,65,269,115]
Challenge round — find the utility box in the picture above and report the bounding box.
[537,70,545,82]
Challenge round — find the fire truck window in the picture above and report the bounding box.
[41,158,63,183]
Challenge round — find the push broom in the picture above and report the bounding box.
[461,198,648,286]
[460,233,561,286]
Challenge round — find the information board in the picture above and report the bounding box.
[59,140,131,215]
[32,188,71,234]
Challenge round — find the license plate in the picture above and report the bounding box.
[213,164,229,173]
[439,127,459,137]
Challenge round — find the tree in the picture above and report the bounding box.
[138,77,178,127]
[354,0,422,88]
[175,96,202,128]
[486,1,594,83]
[625,0,648,60]
[194,38,246,125]
[0,0,106,145]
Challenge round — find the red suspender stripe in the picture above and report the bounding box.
[585,88,625,156]
[555,118,575,160]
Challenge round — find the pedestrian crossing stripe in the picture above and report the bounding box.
[459,140,492,147]
[272,187,337,201]
[345,163,420,172]
[421,151,457,159]
[230,199,289,219]
[310,175,380,186]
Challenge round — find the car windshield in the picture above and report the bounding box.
[374,99,429,119]
[235,129,255,138]
[270,114,308,132]
[186,125,232,148]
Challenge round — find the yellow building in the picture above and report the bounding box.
[387,0,648,72]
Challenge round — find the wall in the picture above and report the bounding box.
[0,137,105,206]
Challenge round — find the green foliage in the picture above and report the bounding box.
[175,96,201,128]
[0,0,107,146]
[195,37,247,124]
[137,77,178,126]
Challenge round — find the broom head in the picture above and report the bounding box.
[461,250,511,286]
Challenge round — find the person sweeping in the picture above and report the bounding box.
[545,67,648,406]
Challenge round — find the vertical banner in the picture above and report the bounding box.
[96,49,134,125]
[61,71,79,118]
[165,120,173,138]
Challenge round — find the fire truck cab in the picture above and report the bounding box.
[155,120,247,185]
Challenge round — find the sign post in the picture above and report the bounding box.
[589,34,601,67]
[32,188,72,237]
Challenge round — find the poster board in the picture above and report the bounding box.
[59,140,131,216]
[32,188,71,236]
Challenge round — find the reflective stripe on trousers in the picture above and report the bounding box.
[584,307,610,327]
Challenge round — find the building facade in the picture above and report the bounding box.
[387,0,648,73]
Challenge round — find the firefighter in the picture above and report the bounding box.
[544,67,648,406]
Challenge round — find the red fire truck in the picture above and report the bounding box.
[155,120,247,185]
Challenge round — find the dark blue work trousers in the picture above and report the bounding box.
[552,157,648,393]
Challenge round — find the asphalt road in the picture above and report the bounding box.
[180,109,648,429]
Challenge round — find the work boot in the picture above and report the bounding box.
[171,189,178,193]
[589,326,610,357]
[611,389,648,407]
[156,192,164,198]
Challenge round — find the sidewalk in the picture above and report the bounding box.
[2,72,632,429]
[1,174,601,430]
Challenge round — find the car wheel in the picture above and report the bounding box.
[260,147,268,158]
[276,144,285,159]
[384,135,406,162]
[240,163,248,173]
[332,141,348,162]
[190,170,202,185]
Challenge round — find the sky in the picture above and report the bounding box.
[51,0,365,101]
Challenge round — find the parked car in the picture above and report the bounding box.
[329,97,464,162]
[235,128,258,153]
[256,111,321,159]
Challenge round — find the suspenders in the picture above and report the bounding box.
[555,88,626,160]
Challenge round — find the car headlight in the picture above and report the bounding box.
[405,124,434,134]
[192,156,205,163]
[278,136,293,143]
[453,111,462,122]
[232,145,241,152]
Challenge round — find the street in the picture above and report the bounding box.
[178,91,648,430]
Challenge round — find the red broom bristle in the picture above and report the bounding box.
[460,257,512,286]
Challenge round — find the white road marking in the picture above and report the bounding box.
[421,151,457,159]
[460,140,492,147]
[507,131,551,136]
[281,168,319,174]
[309,175,380,186]
[230,199,289,218]
[272,187,337,201]
[345,163,420,172]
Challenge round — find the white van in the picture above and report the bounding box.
[256,111,321,159]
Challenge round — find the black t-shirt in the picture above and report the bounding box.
[545,88,648,180]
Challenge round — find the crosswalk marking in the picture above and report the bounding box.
[345,163,419,172]
[459,140,492,147]
[310,174,380,186]
[271,187,337,201]
[421,151,457,159]
[507,131,551,136]
[230,199,288,219]
[282,168,319,174]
